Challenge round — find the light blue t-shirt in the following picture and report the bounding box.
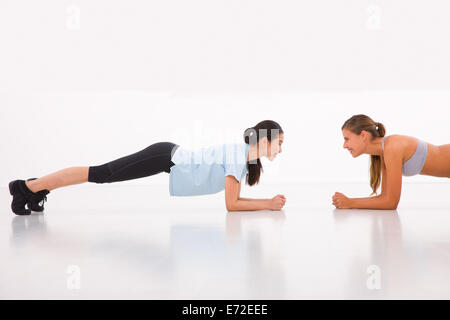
[169,142,250,196]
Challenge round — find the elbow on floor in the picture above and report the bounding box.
[381,195,399,210]
[385,202,399,210]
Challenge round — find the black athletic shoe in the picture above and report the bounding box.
[8,179,50,215]
[25,178,50,212]
[9,180,32,215]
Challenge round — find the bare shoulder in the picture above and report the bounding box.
[383,134,416,149]
[383,134,418,162]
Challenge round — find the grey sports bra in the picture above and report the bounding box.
[381,137,428,176]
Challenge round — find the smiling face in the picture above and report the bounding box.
[266,133,284,161]
[342,128,366,157]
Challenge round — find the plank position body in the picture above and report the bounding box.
[9,120,286,215]
[333,114,450,210]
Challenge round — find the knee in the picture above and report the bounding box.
[88,164,112,184]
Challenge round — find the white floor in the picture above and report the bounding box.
[1,181,450,299]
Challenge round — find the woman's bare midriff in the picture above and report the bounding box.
[421,143,450,177]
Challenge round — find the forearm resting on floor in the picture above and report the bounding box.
[227,198,270,211]
[238,197,260,201]
[350,195,399,210]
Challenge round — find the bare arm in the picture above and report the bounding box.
[347,151,402,209]
[224,175,271,211]
[235,181,264,201]
[225,176,287,211]
[347,195,397,210]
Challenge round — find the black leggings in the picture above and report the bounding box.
[88,142,180,184]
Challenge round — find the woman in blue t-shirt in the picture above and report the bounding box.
[9,120,286,215]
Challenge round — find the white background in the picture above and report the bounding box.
[1,0,450,189]
[1,1,450,300]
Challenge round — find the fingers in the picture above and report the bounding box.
[332,192,347,209]
[332,194,340,208]
[332,192,343,200]
[275,195,287,204]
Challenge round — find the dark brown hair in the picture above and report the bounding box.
[342,114,386,195]
[243,120,284,186]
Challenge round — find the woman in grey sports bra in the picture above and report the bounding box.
[332,114,450,210]
[381,137,428,176]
